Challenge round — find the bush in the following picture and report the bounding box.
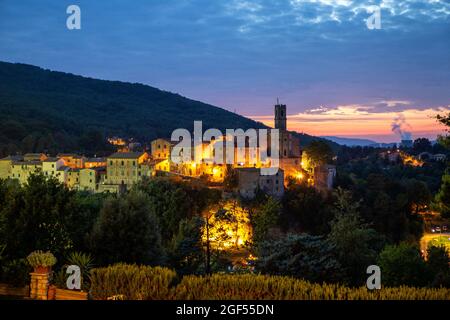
[52,251,94,291]
[0,258,30,287]
[378,243,431,287]
[90,264,177,300]
[256,233,343,283]
[26,250,57,268]
[174,274,450,300]
[88,264,450,300]
[90,191,164,265]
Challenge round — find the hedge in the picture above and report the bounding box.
[89,263,177,300]
[89,264,450,300]
[173,274,450,300]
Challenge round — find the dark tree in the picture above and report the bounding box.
[413,138,432,153]
[90,190,164,266]
[256,233,343,283]
[377,243,431,287]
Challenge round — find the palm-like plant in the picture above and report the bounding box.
[67,252,94,291]
[54,252,94,291]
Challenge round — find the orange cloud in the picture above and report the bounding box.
[249,105,449,142]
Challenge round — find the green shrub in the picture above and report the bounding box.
[26,250,57,268]
[0,258,30,287]
[51,251,94,290]
[378,243,431,287]
[88,264,450,300]
[90,263,177,300]
[173,274,450,300]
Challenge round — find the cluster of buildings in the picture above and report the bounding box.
[0,103,336,198]
[380,150,447,167]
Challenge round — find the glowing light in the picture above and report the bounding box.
[202,201,252,251]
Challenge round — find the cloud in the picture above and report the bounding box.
[379,100,411,107]
[249,103,450,142]
[222,0,450,35]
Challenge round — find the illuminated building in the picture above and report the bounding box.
[57,153,85,169]
[0,155,22,180]
[84,157,107,168]
[151,138,173,160]
[237,167,284,199]
[103,152,151,190]
[10,160,43,184]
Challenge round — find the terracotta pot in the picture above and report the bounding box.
[34,266,51,274]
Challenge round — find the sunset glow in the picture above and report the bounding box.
[250,105,449,143]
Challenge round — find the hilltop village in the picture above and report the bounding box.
[0,104,336,198]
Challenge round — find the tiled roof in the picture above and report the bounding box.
[108,152,145,159]
[0,155,23,161]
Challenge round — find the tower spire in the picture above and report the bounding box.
[274,100,287,131]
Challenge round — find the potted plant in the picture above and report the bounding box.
[26,250,57,274]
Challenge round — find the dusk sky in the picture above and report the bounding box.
[0,0,449,142]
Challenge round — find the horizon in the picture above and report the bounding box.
[0,0,449,142]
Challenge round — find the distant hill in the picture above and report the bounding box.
[0,61,335,156]
[368,142,398,148]
[321,136,378,147]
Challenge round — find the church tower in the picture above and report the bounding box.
[274,99,287,131]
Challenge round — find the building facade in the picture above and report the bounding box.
[103,152,151,190]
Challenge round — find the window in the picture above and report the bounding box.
[90,179,92,183]
[121,161,124,166]
[52,164,55,168]
[133,161,136,166]
[110,161,113,166]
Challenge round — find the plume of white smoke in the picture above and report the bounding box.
[391,114,412,140]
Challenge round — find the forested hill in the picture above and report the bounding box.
[0,61,334,156]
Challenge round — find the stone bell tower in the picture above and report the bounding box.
[274,99,287,131]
